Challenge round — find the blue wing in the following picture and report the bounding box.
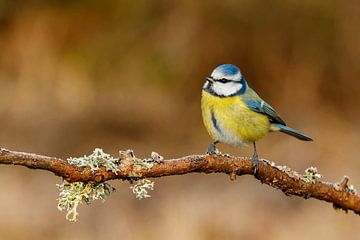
[241,88,286,125]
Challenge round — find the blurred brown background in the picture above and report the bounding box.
[0,0,359,239]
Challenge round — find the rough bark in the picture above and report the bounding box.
[0,147,359,215]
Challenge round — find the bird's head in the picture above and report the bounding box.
[203,64,247,97]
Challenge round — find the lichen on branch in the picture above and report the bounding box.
[57,148,159,222]
[57,181,115,222]
[67,148,119,174]
[130,179,155,199]
[1,147,360,217]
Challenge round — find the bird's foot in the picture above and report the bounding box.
[252,153,259,176]
[207,143,220,155]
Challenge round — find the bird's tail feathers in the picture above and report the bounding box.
[271,123,313,141]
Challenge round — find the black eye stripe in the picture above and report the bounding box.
[216,78,229,83]
[214,78,238,83]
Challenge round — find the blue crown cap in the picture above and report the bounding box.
[214,64,240,76]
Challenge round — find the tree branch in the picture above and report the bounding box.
[0,147,359,215]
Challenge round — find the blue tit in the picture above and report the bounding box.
[201,64,312,174]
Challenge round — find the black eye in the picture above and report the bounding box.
[216,78,230,83]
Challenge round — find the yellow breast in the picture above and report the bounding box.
[201,91,270,146]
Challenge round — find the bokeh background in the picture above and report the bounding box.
[0,0,359,239]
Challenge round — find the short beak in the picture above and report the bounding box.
[206,76,214,83]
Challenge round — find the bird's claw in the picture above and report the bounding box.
[207,143,219,155]
[252,154,259,175]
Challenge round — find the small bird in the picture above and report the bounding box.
[201,64,312,174]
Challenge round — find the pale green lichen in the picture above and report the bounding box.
[130,179,155,200]
[334,182,358,195]
[118,150,162,177]
[347,185,358,195]
[57,181,115,222]
[67,148,119,174]
[150,151,164,162]
[302,166,322,183]
[118,151,158,199]
[57,149,160,222]
[275,165,292,172]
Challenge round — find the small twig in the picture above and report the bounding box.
[0,147,359,215]
[339,176,349,190]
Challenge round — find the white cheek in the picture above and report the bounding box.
[212,82,243,96]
